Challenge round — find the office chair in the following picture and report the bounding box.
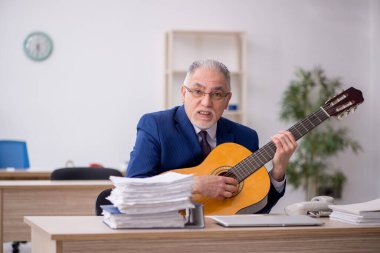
[0,140,30,253]
[50,167,122,180]
[95,188,113,216]
[50,167,121,219]
[0,140,30,169]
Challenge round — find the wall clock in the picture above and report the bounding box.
[23,32,53,61]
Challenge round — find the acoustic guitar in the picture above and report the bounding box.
[171,87,364,215]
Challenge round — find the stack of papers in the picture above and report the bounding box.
[102,172,194,229]
[329,198,380,225]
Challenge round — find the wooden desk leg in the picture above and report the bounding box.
[31,227,57,253]
[0,189,3,253]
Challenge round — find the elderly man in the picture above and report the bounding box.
[127,59,297,213]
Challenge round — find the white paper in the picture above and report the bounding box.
[109,172,193,186]
[328,198,380,225]
[328,198,380,215]
[102,172,194,228]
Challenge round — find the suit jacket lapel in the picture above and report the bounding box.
[216,118,235,145]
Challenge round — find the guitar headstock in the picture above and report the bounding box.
[323,87,364,119]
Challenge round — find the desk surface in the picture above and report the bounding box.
[0,170,51,180]
[25,215,380,238]
[0,180,112,189]
[0,169,125,180]
[25,216,380,253]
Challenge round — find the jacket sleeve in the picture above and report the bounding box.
[126,114,161,178]
[256,181,286,214]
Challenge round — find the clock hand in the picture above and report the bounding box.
[36,43,40,57]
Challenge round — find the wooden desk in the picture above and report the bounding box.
[0,180,112,253]
[25,216,380,253]
[0,170,51,180]
[0,169,125,180]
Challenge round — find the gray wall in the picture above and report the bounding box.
[1,0,378,212]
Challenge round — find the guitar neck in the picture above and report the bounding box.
[230,107,330,183]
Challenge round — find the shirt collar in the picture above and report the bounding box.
[193,123,217,140]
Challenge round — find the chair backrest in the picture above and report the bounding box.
[0,140,30,169]
[50,167,122,180]
[95,188,113,216]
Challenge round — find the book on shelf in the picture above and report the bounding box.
[328,198,380,225]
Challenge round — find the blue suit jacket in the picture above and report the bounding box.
[127,106,285,213]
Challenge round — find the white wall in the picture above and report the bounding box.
[0,0,378,212]
[370,0,380,196]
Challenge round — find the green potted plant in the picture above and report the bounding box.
[279,66,361,200]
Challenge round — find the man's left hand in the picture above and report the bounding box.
[271,130,297,181]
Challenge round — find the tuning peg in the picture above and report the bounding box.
[337,111,349,120]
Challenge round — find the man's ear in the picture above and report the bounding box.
[224,92,232,109]
[180,85,186,103]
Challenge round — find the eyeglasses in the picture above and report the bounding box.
[184,86,230,101]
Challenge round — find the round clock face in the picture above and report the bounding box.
[23,32,53,61]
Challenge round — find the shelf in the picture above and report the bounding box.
[165,30,247,124]
[224,111,243,116]
[166,69,244,75]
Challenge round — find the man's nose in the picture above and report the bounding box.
[200,93,212,106]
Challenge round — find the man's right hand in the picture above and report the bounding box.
[192,175,238,200]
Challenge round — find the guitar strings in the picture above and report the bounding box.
[223,105,331,183]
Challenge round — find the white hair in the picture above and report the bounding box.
[183,59,231,90]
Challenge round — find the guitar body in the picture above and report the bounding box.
[171,143,270,215]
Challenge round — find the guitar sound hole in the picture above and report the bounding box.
[219,171,237,180]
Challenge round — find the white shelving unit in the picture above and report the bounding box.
[164,30,247,124]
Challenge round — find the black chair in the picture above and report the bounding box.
[95,188,113,216]
[50,167,122,180]
[50,167,121,217]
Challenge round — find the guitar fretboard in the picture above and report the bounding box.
[227,107,330,183]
